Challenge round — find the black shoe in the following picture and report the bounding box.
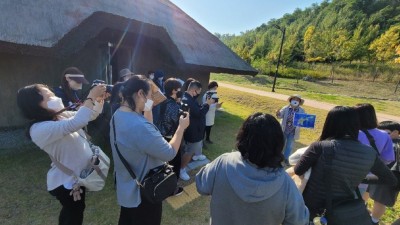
[172,186,184,196]
[206,139,214,144]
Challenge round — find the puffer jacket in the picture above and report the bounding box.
[294,139,397,217]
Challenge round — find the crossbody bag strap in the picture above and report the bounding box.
[323,141,335,215]
[112,116,138,181]
[362,130,380,156]
[48,154,76,178]
[48,129,102,180]
[396,141,400,171]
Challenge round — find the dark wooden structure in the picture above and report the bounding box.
[0,0,257,128]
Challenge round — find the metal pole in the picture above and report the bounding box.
[107,42,112,84]
[272,26,285,92]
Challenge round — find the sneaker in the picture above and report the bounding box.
[192,154,207,161]
[172,186,184,196]
[180,169,190,181]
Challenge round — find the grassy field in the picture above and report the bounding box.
[0,87,398,224]
[211,73,400,117]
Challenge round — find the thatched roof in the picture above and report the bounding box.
[0,0,257,75]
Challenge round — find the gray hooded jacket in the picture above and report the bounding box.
[196,151,309,225]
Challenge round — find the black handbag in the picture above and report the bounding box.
[321,141,372,225]
[112,116,177,204]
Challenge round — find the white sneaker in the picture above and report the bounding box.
[192,154,207,161]
[180,169,190,181]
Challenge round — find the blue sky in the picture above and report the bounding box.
[171,0,325,35]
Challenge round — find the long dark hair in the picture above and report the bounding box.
[120,75,150,111]
[319,106,360,141]
[17,84,57,139]
[236,112,284,168]
[61,67,83,103]
[354,103,378,130]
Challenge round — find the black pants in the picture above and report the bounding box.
[49,185,86,225]
[205,125,213,141]
[118,197,162,225]
[164,137,182,179]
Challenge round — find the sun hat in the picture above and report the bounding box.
[287,94,304,105]
[65,74,89,84]
[119,68,135,78]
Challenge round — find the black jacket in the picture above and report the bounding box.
[53,86,80,110]
[294,139,397,217]
[156,97,180,137]
[182,92,209,142]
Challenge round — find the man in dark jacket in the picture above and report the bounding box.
[180,80,213,180]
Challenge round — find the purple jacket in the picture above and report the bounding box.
[358,128,395,164]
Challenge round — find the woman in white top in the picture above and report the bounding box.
[202,81,223,144]
[17,83,106,225]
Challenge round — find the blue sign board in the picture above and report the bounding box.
[294,113,316,128]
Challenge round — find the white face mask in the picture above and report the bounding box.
[158,77,163,81]
[47,96,65,112]
[290,100,300,107]
[144,98,154,111]
[149,74,154,80]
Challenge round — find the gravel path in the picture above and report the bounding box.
[219,82,400,122]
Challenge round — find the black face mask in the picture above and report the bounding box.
[176,91,183,99]
[193,90,200,99]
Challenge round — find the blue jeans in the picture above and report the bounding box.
[283,133,295,160]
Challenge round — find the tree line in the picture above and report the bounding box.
[216,0,400,81]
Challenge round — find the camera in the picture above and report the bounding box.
[178,103,189,118]
[205,91,214,99]
[206,91,219,103]
[92,79,113,93]
[212,97,219,103]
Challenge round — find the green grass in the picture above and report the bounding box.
[211,73,400,117]
[1,87,398,224]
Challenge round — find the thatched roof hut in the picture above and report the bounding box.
[0,0,257,128]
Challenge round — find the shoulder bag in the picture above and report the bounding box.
[49,134,110,192]
[112,116,177,203]
[362,130,400,190]
[319,140,371,225]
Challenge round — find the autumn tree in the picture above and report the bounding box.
[369,25,400,62]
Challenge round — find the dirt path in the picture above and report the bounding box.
[219,82,400,122]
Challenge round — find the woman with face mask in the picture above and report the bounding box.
[54,67,90,110]
[156,78,185,196]
[16,83,106,225]
[276,94,305,164]
[110,75,189,225]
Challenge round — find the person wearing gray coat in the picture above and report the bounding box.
[196,113,309,225]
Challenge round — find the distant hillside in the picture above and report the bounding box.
[216,0,400,76]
